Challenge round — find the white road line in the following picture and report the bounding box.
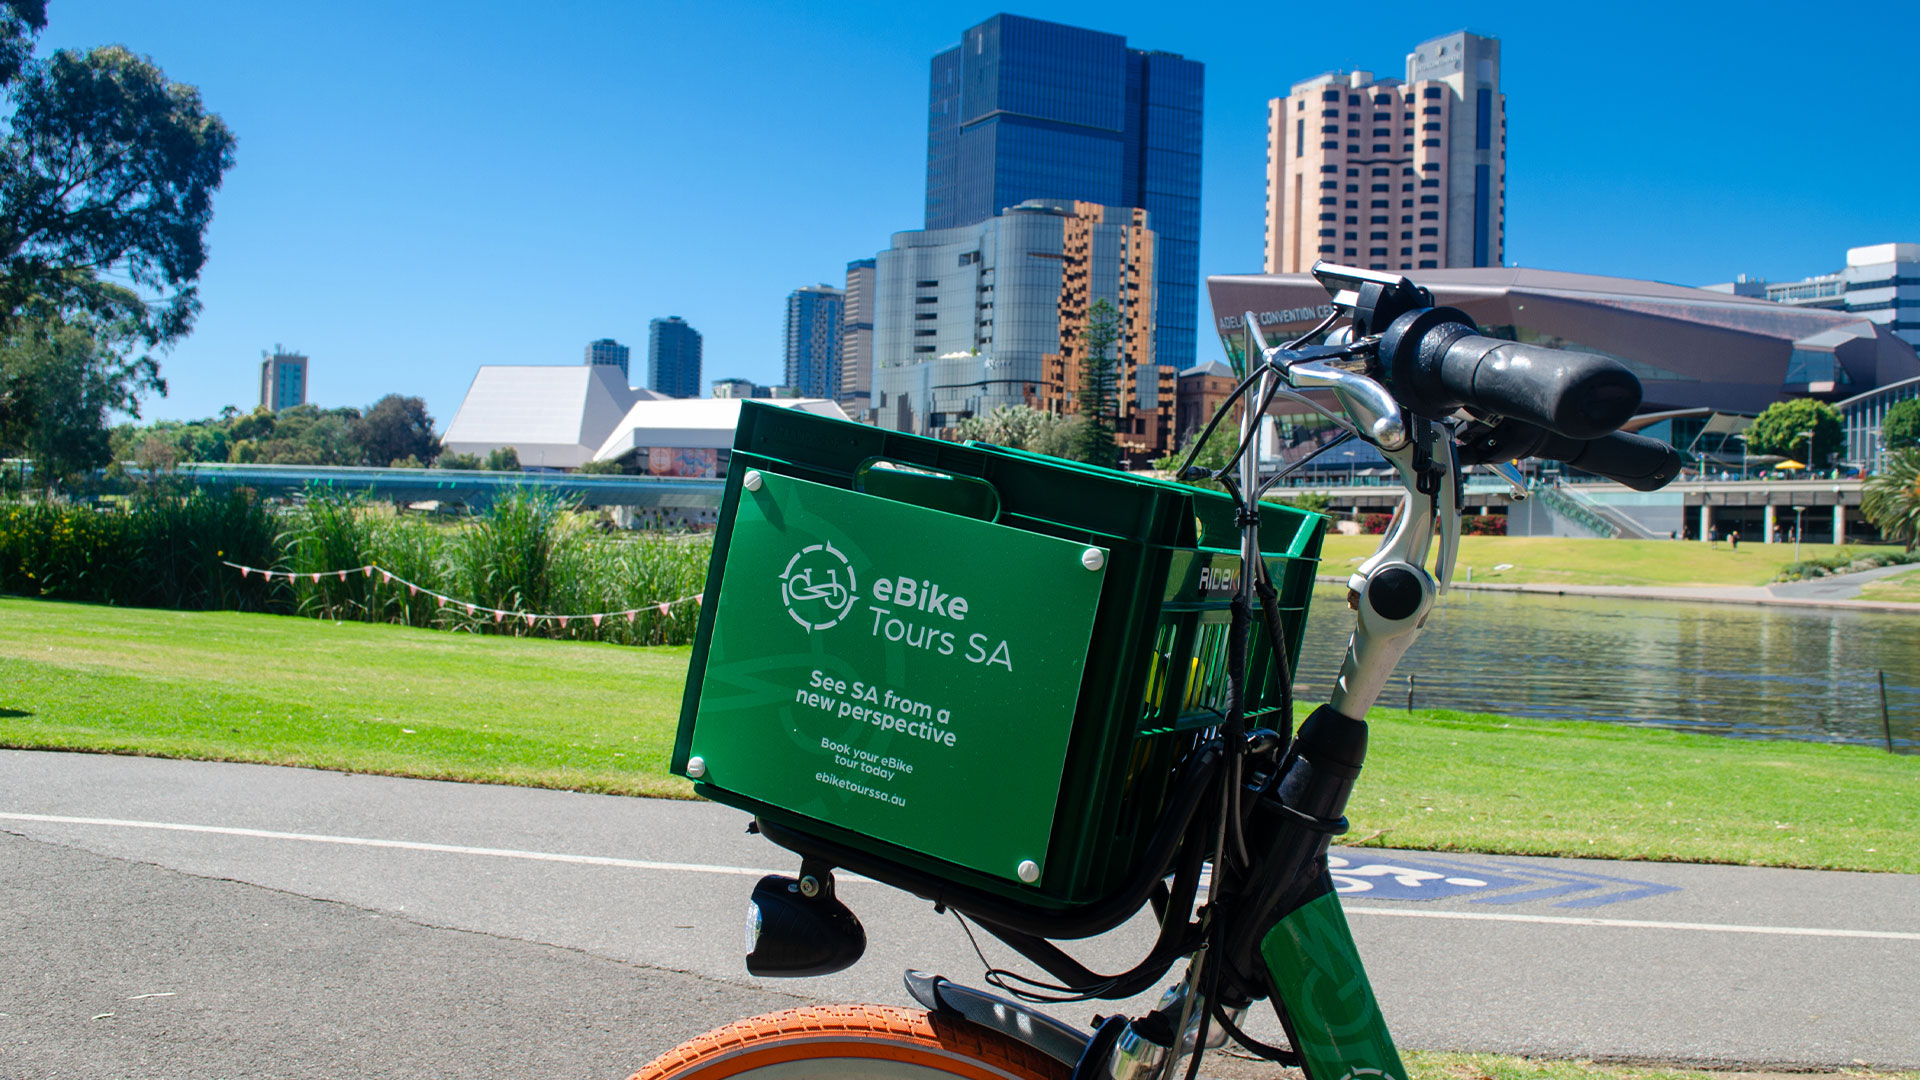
[7,812,1914,942]
[1342,906,1920,942]
[0,812,777,878]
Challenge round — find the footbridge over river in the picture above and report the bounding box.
[1271,476,1873,543]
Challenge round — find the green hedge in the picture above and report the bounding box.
[0,489,712,645]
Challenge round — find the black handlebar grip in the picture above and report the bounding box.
[1459,419,1682,492]
[1534,430,1684,492]
[1381,308,1642,439]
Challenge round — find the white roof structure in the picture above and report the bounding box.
[592,397,847,462]
[443,364,849,469]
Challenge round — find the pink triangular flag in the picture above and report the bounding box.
[380,571,392,584]
[363,567,373,578]
[311,573,322,584]
[407,583,417,596]
[558,616,569,628]
[592,614,603,627]
[337,570,348,581]
[467,604,476,615]
[523,613,535,626]
[657,602,671,616]
[625,611,636,623]
[691,595,702,607]
[492,610,504,623]
[239,567,250,579]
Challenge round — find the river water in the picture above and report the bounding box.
[1291,584,1918,752]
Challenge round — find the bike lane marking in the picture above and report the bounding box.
[1341,905,1920,941]
[7,812,1915,943]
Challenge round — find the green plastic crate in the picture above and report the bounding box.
[673,402,1324,909]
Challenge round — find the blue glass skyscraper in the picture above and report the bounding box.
[785,285,844,399]
[648,317,702,398]
[924,14,1203,370]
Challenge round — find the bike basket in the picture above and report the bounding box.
[673,402,1325,909]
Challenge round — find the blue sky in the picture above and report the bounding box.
[37,1,1920,427]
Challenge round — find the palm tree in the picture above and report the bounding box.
[1861,447,1920,550]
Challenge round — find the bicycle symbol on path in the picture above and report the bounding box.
[1328,851,1681,907]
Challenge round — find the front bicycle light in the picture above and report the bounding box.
[744,869,865,977]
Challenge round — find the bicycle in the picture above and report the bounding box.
[638,264,1681,1080]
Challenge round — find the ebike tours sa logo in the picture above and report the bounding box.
[780,542,858,632]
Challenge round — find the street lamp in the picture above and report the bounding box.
[1792,505,1806,560]
[1800,429,1816,472]
[1342,449,1356,488]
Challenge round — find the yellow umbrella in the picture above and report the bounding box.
[1776,460,1807,470]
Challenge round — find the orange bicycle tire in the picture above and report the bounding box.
[631,1004,1072,1080]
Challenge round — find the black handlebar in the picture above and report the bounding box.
[1458,418,1683,492]
[1379,307,1642,439]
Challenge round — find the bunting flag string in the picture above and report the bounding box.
[221,560,701,627]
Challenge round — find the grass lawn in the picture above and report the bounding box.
[1318,535,1875,588]
[4,597,1914,872]
[1859,566,1920,603]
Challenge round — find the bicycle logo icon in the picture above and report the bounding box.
[780,542,859,633]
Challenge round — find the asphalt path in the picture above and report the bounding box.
[2,750,1916,1078]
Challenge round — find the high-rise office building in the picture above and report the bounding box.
[923,14,1203,371]
[785,285,844,400]
[840,259,877,416]
[259,348,308,411]
[871,199,1169,461]
[648,317,703,398]
[1710,242,1920,351]
[584,338,631,379]
[1265,30,1504,275]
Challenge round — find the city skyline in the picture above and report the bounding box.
[38,1,1920,427]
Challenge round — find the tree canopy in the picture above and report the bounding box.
[0,310,159,485]
[1068,299,1120,469]
[952,404,1082,459]
[1861,448,1920,551]
[1,17,236,345]
[113,395,442,469]
[1744,398,1843,465]
[1882,398,1920,454]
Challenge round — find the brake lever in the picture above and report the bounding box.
[1275,358,1409,452]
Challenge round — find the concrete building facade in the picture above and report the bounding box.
[1710,243,1920,352]
[584,338,630,380]
[872,199,1166,459]
[1265,30,1504,275]
[839,259,877,416]
[647,317,702,399]
[259,349,308,412]
[784,285,844,400]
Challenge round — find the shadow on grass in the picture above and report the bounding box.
[0,708,33,718]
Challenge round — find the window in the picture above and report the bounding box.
[1320,212,1338,221]
[1399,232,1411,240]
[1372,128,1391,137]
[1322,89,1341,101]
[1400,248,1412,257]
[1345,231,1358,240]
[1371,166,1390,175]
[1423,87,1442,99]
[1371,183,1389,192]
[1370,215,1388,224]
[1422,138,1441,147]
[1370,231,1387,240]
[1421,194,1440,204]
[1319,244,1337,252]
[1476,89,1491,149]
[1420,211,1439,220]
[1372,144,1390,153]
[1319,228,1337,237]
[1321,124,1340,134]
[1370,248,1388,256]
[1346,168,1360,176]
[1346,184,1358,192]
[1420,227,1438,236]
[1423,105,1442,115]
[1401,199,1413,208]
[1320,180,1338,190]
[1420,243,1438,253]
[914,329,937,337]
[1348,94,1361,105]
[1343,215,1357,224]
[1422,163,1439,172]
[1322,108,1340,118]
[1320,141,1339,150]
[1320,164,1339,173]
[1371,199,1388,208]
[1297,119,1305,157]
[1423,122,1441,132]
[914,345,936,353]
[915,312,937,320]
[1373,93,1394,105]
[1320,196,1338,205]
[916,296,939,303]
[1346,200,1358,208]
[1421,179,1440,188]
[1419,259,1437,268]
[916,280,938,287]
